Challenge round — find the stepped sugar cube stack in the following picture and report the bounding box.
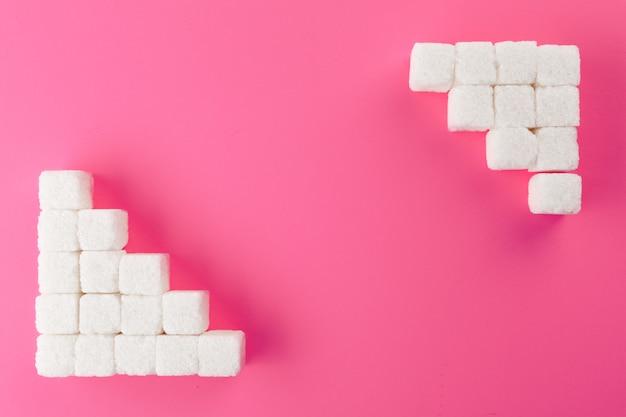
[115,335,157,376]
[36,335,77,377]
[38,251,80,294]
[35,294,80,334]
[454,42,496,85]
[79,294,121,334]
[448,85,494,131]
[528,173,582,214]
[494,85,535,128]
[163,291,210,335]
[529,127,579,172]
[495,41,537,85]
[486,128,538,170]
[119,253,170,295]
[409,43,456,92]
[156,335,199,376]
[536,45,580,86]
[198,331,246,377]
[121,295,163,335]
[75,335,116,377]
[78,209,128,250]
[39,170,93,210]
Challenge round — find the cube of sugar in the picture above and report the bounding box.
[198,331,245,377]
[409,43,456,92]
[39,170,93,210]
[494,85,535,128]
[448,85,494,131]
[75,335,115,377]
[529,127,579,172]
[119,253,170,295]
[495,41,537,85]
[80,250,125,293]
[156,335,199,376]
[528,173,582,214]
[454,42,496,85]
[121,295,163,335]
[486,128,538,170]
[37,210,79,252]
[162,291,209,335]
[79,294,121,334]
[36,335,77,377]
[115,335,156,376]
[536,45,580,86]
[35,294,80,334]
[38,251,80,294]
[535,86,580,127]
[77,209,128,251]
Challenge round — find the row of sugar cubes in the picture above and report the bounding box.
[35,171,245,377]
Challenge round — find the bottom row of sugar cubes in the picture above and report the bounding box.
[36,331,245,377]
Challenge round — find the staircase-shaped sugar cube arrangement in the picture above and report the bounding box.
[36,170,245,377]
[409,41,582,214]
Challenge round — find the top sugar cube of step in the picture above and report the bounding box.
[454,42,496,85]
[409,43,456,92]
[495,41,537,85]
[39,171,93,210]
[536,45,580,86]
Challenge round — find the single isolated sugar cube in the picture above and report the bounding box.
[115,335,157,376]
[38,251,80,294]
[80,250,125,293]
[39,170,93,210]
[37,210,79,252]
[448,85,494,131]
[529,127,579,172]
[536,45,580,86]
[454,42,496,85]
[162,291,209,335]
[495,41,537,85]
[119,253,170,296]
[75,335,116,377]
[121,295,163,335]
[536,86,580,127]
[494,85,536,128]
[79,293,121,334]
[528,173,582,214]
[77,209,128,251]
[156,335,199,376]
[486,128,538,170]
[36,334,77,377]
[35,293,80,334]
[198,331,246,377]
[409,42,456,92]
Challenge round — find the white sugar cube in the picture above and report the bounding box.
[536,45,580,86]
[156,335,199,376]
[77,209,128,251]
[35,294,80,334]
[115,335,156,376]
[36,334,76,377]
[495,41,537,85]
[448,85,494,131]
[39,170,93,210]
[38,251,80,294]
[454,42,496,85]
[119,253,170,296]
[528,173,582,214]
[494,85,535,128]
[121,295,163,335]
[409,42,456,92]
[529,127,579,172]
[37,210,79,252]
[79,250,125,293]
[162,291,209,335]
[75,335,116,377]
[198,331,245,377]
[536,86,580,127]
[486,128,538,170]
[79,294,121,334]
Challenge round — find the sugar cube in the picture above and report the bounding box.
[198,331,245,377]
[448,85,494,131]
[454,42,496,85]
[119,253,170,296]
[156,335,199,376]
[486,128,538,170]
[528,173,582,214]
[79,294,121,334]
[77,209,128,251]
[37,210,79,252]
[35,294,80,334]
[529,127,579,172]
[535,86,580,127]
[121,295,163,335]
[495,41,537,85]
[115,335,156,376]
[39,170,93,210]
[409,42,456,92]
[162,291,209,335]
[36,334,76,377]
[79,250,125,293]
[38,251,80,294]
[494,85,535,128]
[75,335,116,377]
[536,45,580,86]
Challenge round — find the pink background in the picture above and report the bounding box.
[1,0,625,416]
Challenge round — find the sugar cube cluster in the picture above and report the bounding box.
[409,41,582,214]
[36,170,245,377]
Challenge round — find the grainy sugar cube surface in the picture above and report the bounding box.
[409,42,456,92]
[448,85,494,131]
[536,86,580,127]
[36,334,77,377]
[529,127,579,172]
[486,128,538,170]
[79,294,121,334]
[37,210,79,252]
[495,41,537,85]
[121,295,163,335]
[75,335,116,377]
[156,335,199,376]
[119,253,170,295]
[80,250,125,293]
[39,170,93,210]
[77,209,128,251]
[528,173,582,214]
[536,45,580,86]
[494,85,536,128]
[198,331,245,377]
[115,335,157,376]
[38,251,80,294]
[162,291,209,335]
[35,293,80,334]
[454,42,496,85]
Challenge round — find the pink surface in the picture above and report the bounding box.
[1,0,625,416]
